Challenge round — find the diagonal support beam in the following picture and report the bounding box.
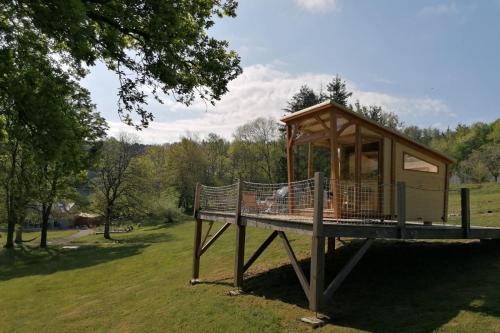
[199,223,231,256]
[278,231,310,302]
[243,231,278,273]
[314,115,330,132]
[323,238,374,304]
[200,221,214,249]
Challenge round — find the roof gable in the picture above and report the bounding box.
[280,100,454,164]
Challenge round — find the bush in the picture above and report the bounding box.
[146,199,183,223]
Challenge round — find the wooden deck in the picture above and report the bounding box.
[199,210,500,240]
[192,175,500,317]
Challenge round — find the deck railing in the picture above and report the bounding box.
[196,172,473,234]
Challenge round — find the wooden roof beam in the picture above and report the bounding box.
[293,131,330,145]
[337,121,354,136]
[314,115,330,132]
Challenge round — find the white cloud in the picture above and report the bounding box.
[294,0,339,14]
[352,90,453,117]
[418,3,458,16]
[107,63,453,144]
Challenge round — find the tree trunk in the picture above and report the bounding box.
[5,216,15,248]
[40,204,52,248]
[5,195,16,248]
[104,205,112,239]
[4,144,18,249]
[15,225,23,244]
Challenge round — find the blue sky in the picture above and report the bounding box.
[82,0,500,143]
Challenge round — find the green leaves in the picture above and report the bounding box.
[3,0,242,127]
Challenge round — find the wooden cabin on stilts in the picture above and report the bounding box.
[190,100,500,321]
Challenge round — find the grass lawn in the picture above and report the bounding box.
[1,220,500,333]
[0,183,499,333]
[0,229,78,245]
[448,182,500,227]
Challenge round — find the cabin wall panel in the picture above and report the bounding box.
[394,142,446,222]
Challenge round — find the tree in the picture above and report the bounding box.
[351,101,402,130]
[124,146,183,222]
[0,26,93,247]
[203,133,230,185]
[34,87,106,247]
[488,119,500,143]
[403,126,443,146]
[233,118,281,183]
[478,144,500,182]
[0,143,35,248]
[2,0,242,127]
[457,158,490,183]
[94,134,138,239]
[285,85,323,113]
[166,137,208,211]
[325,75,352,106]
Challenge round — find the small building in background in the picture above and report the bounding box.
[74,213,103,227]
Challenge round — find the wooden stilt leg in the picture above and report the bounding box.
[191,183,202,284]
[234,180,245,289]
[310,172,325,313]
[234,224,246,288]
[191,218,202,283]
[310,235,325,312]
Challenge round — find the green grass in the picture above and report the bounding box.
[448,182,500,227]
[2,213,500,333]
[0,229,78,245]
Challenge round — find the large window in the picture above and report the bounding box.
[403,153,438,173]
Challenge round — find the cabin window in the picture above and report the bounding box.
[403,153,438,173]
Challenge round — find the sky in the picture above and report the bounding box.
[81,0,500,144]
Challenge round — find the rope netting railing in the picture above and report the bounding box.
[200,178,395,223]
[198,177,492,226]
[242,179,315,221]
[323,179,394,223]
[199,183,238,213]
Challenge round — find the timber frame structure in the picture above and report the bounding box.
[190,101,500,314]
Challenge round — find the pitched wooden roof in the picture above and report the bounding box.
[280,100,454,164]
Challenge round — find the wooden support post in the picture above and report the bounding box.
[461,188,470,239]
[234,180,246,289]
[443,164,449,222]
[329,112,340,218]
[191,183,202,283]
[390,139,396,218]
[355,124,362,213]
[308,143,314,179]
[310,172,325,313]
[287,125,295,213]
[397,182,406,239]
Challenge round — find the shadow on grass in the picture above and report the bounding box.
[0,243,148,282]
[244,240,500,333]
